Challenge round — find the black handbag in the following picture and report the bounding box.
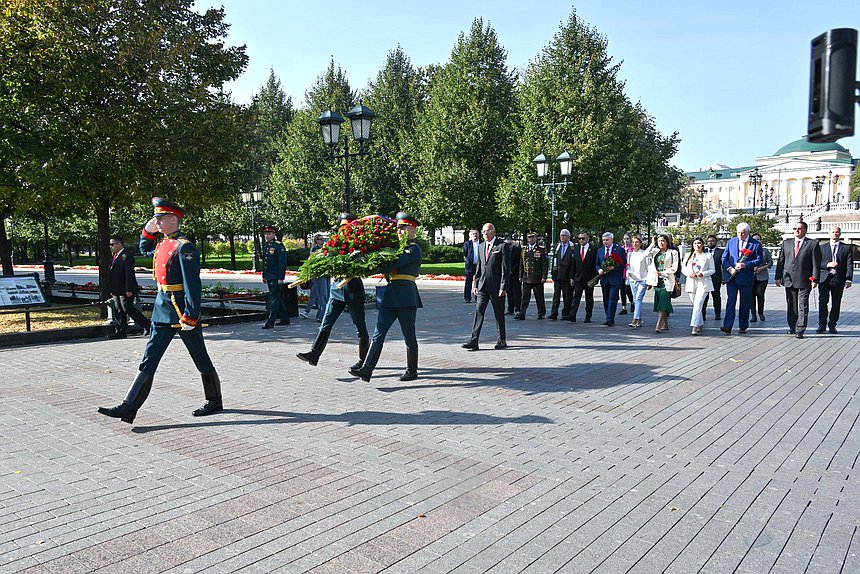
[670,282,682,299]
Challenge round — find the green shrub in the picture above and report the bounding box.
[285,247,310,266]
[424,244,464,263]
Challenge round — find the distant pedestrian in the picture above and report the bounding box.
[260,225,289,329]
[107,236,151,339]
[504,235,522,315]
[548,229,574,320]
[619,233,634,314]
[463,229,480,303]
[300,234,329,321]
[749,233,772,323]
[816,225,853,334]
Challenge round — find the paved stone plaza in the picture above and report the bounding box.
[2,280,858,573]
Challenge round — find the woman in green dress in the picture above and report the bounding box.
[647,234,679,333]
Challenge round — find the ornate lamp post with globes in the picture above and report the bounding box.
[533,151,574,253]
[316,104,376,214]
[748,167,762,215]
[240,188,263,272]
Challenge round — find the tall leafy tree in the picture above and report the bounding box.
[412,18,518,231]
[0,0,248,295]
[269,61,356,240]
[354,47,422,217]
[498,10,679,234]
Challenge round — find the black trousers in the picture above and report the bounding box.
[111,294,151,335]
[519,282,546,317]
[620,283,633,307]
[570,282,594,320]
[469,287,506,343]
[785,286,812,333]
[265,279,289,324]
[818,278,845,329]
[464,270,475,301]
[550,279,572,318]
[505,277,522,313]
[750,279,767,318]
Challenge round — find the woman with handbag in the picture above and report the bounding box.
[681,237,715,335]
[647,234,678,333]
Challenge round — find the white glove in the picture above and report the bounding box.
[180,323,196,331]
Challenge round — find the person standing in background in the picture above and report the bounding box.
[463,229,480,303]
[816,225,853,334]
[749,232,772,323]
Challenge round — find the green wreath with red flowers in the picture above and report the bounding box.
[291,215,407,285]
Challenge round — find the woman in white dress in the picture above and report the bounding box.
[681,237,715,335]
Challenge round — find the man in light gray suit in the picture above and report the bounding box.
[775,221,821,339]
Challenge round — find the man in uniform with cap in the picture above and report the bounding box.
[297,213,369,368]
[261,225,289,329]
[515,230,548,320]
[348,212,422,382]
[97,197,223,424]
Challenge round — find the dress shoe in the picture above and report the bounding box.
[108,332,127,340]
[461,341,479,351]
[548,316,557,321]
[296,351,319,366]
[829,327,838,334]
[276,319,290,326]
[561,315,570,321]
[261,323,274,329]
[537,315,545,320]
[584,318,592,323]
[749,316,757,323]
[815,327,826,334]
[786,329,796,335]
[738,329,747,334]
[193,400,223,416]
[348,367,371,382]
[494,341,507,350]
[796,332,804,339]
[720,326,732,334]
[759,314,765,322]
[513,314,524,320]
[464,299,472,304]
[619,308,627,315]
[504,311,513,315]
[714,314,722,321]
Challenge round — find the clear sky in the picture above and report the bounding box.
[196,0,859,172]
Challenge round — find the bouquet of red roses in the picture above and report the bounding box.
[728,247,754,282]
[290,215,406,287]
[587,252,624,288]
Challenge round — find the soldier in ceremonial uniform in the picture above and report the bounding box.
[297,213,369,368]
[348,212,422,382]
[261,225,289,329]
[514,230,548,320]
[97,198,222,424]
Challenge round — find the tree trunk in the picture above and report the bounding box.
[0,209,13,276]
[96,198,112,318]
[428,227,436,246]
[200,235,206,266]
[229,235,236,270]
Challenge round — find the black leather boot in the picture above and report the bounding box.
[400,346,418,381]
[193,371,223,416]
[349,341,381,382]
[97,371,153,424]
[351,337,370,370]
[297,330,330,366]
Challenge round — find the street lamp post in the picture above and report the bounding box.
[42,219,55,285]
[533,151,574,253]
[240,189,263,272]
[698,185,707,222]
[748,167,762,215]
[811,175,825,209]
[317,104,376,214]
[826,170,835,210]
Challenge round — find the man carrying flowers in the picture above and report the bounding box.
[594,231,628,327]
[349,212,423,383]
[720,222,762,335]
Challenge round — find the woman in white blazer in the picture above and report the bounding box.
[646,234,679,333]
[681,237,715,335]
[626,235,653,328]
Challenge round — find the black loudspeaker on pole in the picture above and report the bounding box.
[808,28,858,143]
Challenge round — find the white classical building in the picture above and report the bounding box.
[686,137,855,218]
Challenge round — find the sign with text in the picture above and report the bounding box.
[0,275,48,309]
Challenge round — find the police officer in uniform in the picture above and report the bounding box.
[297,213,369,368]
[514,230,548,320]
[98,198,222,424]
[348,212,422,382]
[261,225,289,329]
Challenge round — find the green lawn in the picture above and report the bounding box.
[65,256,464,276]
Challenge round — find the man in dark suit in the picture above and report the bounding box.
[816,225,853,334]
[463,229,480,303]
[775,220,820,339]
[571,231,597,322]
[463,222,509,350]
[548,229,574,320]
[515,230,547,320]
[720,222,762,335]
[504,235,522,314]
[108,236,151,339]
[595,232,627,326]
[703,234,724,321]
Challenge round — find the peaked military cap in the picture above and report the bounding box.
[152,197,185,218]
[395,211,419,227]
[337,212,357,225]
[261,225,277,233]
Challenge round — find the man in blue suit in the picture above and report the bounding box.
[720,222,762,335]
[595,232,627,326]
[463,229,480,303]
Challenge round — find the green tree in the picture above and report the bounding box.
[0,0,248,294]
[850,165,860,202]
[412,18,518,231]
[247,69,294,196]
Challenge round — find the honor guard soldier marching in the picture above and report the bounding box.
[98,198,223,424]
[349,212,423,383]
[515,230,548,320]
[297,213,369,368]
[261,225,290,329]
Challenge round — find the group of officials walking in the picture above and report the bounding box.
[96,198,853,427]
